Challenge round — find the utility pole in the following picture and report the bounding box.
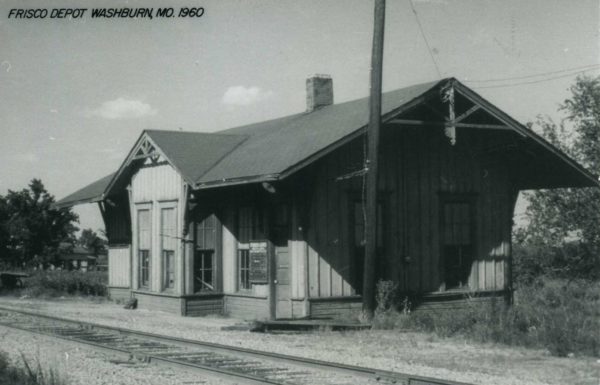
[363,0,386,318]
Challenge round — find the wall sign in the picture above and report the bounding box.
[249,241,268,283]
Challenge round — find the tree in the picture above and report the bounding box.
[78,228,107,257]
[517,75,600,280]
[0,179,79,268]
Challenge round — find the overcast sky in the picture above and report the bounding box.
[1,0,598,233]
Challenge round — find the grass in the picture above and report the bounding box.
[0,351,66,385]
[18,270,108,298]
[371,277,600,357]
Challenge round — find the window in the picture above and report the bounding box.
[237,207,264,291]
[196,213,216,250]
[137,208,151,288]
[441,199,474,290]
[163,250,175,289]
[139,250,150,287]
[239,249,251,290]
[194,214,216,292]
[161,207,176,290]
[194,250,214,292]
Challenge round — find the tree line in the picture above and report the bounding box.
[514,75,600,282]
[0,179,105,270]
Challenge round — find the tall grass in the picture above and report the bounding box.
[21,270,107,298]
[0,351,67,385]
[372,278,600,357]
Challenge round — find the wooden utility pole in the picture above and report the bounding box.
[363,0,386,318]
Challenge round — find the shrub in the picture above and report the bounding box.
[513,240,600,283]
[513,278,600,356]
[375,280,398,313]
[22,270,107,298]
[372,280,420,329]
[0,351,67,385]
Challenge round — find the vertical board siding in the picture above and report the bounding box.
[104,197,131,244]
[222,207,237,294]
[131,163,183,295]
[109,287,131,301]
[290,198,308,299]
[301,126,514,299]
[290,240,306,299]
[132,163,182,203]
[329,154,343,297]
[108,245,131,287]
[308,243,319,297]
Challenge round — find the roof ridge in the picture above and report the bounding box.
[192,135,251,185]
[144,128,249,138]
[216,78,450,136]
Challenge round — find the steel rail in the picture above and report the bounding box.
[0,305,475,385]
[0,315,282,385]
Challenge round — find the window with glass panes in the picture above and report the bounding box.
[194,214,216,292]
[161,207,176,290]
[137,208,151,288]
[441,199,474,290]
[237,207,264,291]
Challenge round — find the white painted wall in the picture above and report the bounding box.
[131,163,183,294]
[108,245,131,287]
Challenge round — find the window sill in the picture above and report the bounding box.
[133,290,225,299]
[133,289,181,298]
[183,292,224,299]
[308,295,362,302]
[227,293,268,299]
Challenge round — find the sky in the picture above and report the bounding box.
[0,0,598,234]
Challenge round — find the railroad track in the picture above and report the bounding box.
[0,306,473,385]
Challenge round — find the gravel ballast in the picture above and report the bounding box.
[0,297,598,385]
[0,325,235,385]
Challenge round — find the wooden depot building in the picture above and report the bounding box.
[57,77,598,319]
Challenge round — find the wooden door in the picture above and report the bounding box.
[275,245,291,319]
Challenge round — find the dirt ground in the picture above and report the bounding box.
[0,296,598,385]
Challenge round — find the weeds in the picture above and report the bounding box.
[21,270,107,298]
[0,351,67,385]
[372,277,600,357]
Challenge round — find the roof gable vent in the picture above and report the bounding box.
[306,74,333,112]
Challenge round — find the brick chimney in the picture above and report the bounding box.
[306,75,333,112]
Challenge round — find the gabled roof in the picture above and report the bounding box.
[56,173,115,208]
[55,77,599,208]
[144,130,248,184]
[201,79,441,185]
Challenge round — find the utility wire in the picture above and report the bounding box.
[469,67,600,89]
[408,0,442,79]
[466,63,600,83]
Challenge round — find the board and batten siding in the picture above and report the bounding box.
[297,126,515,298]
[103,196,131,244]
[221,207,237,294]
[108,245,131,288]
[130,162,184,295]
